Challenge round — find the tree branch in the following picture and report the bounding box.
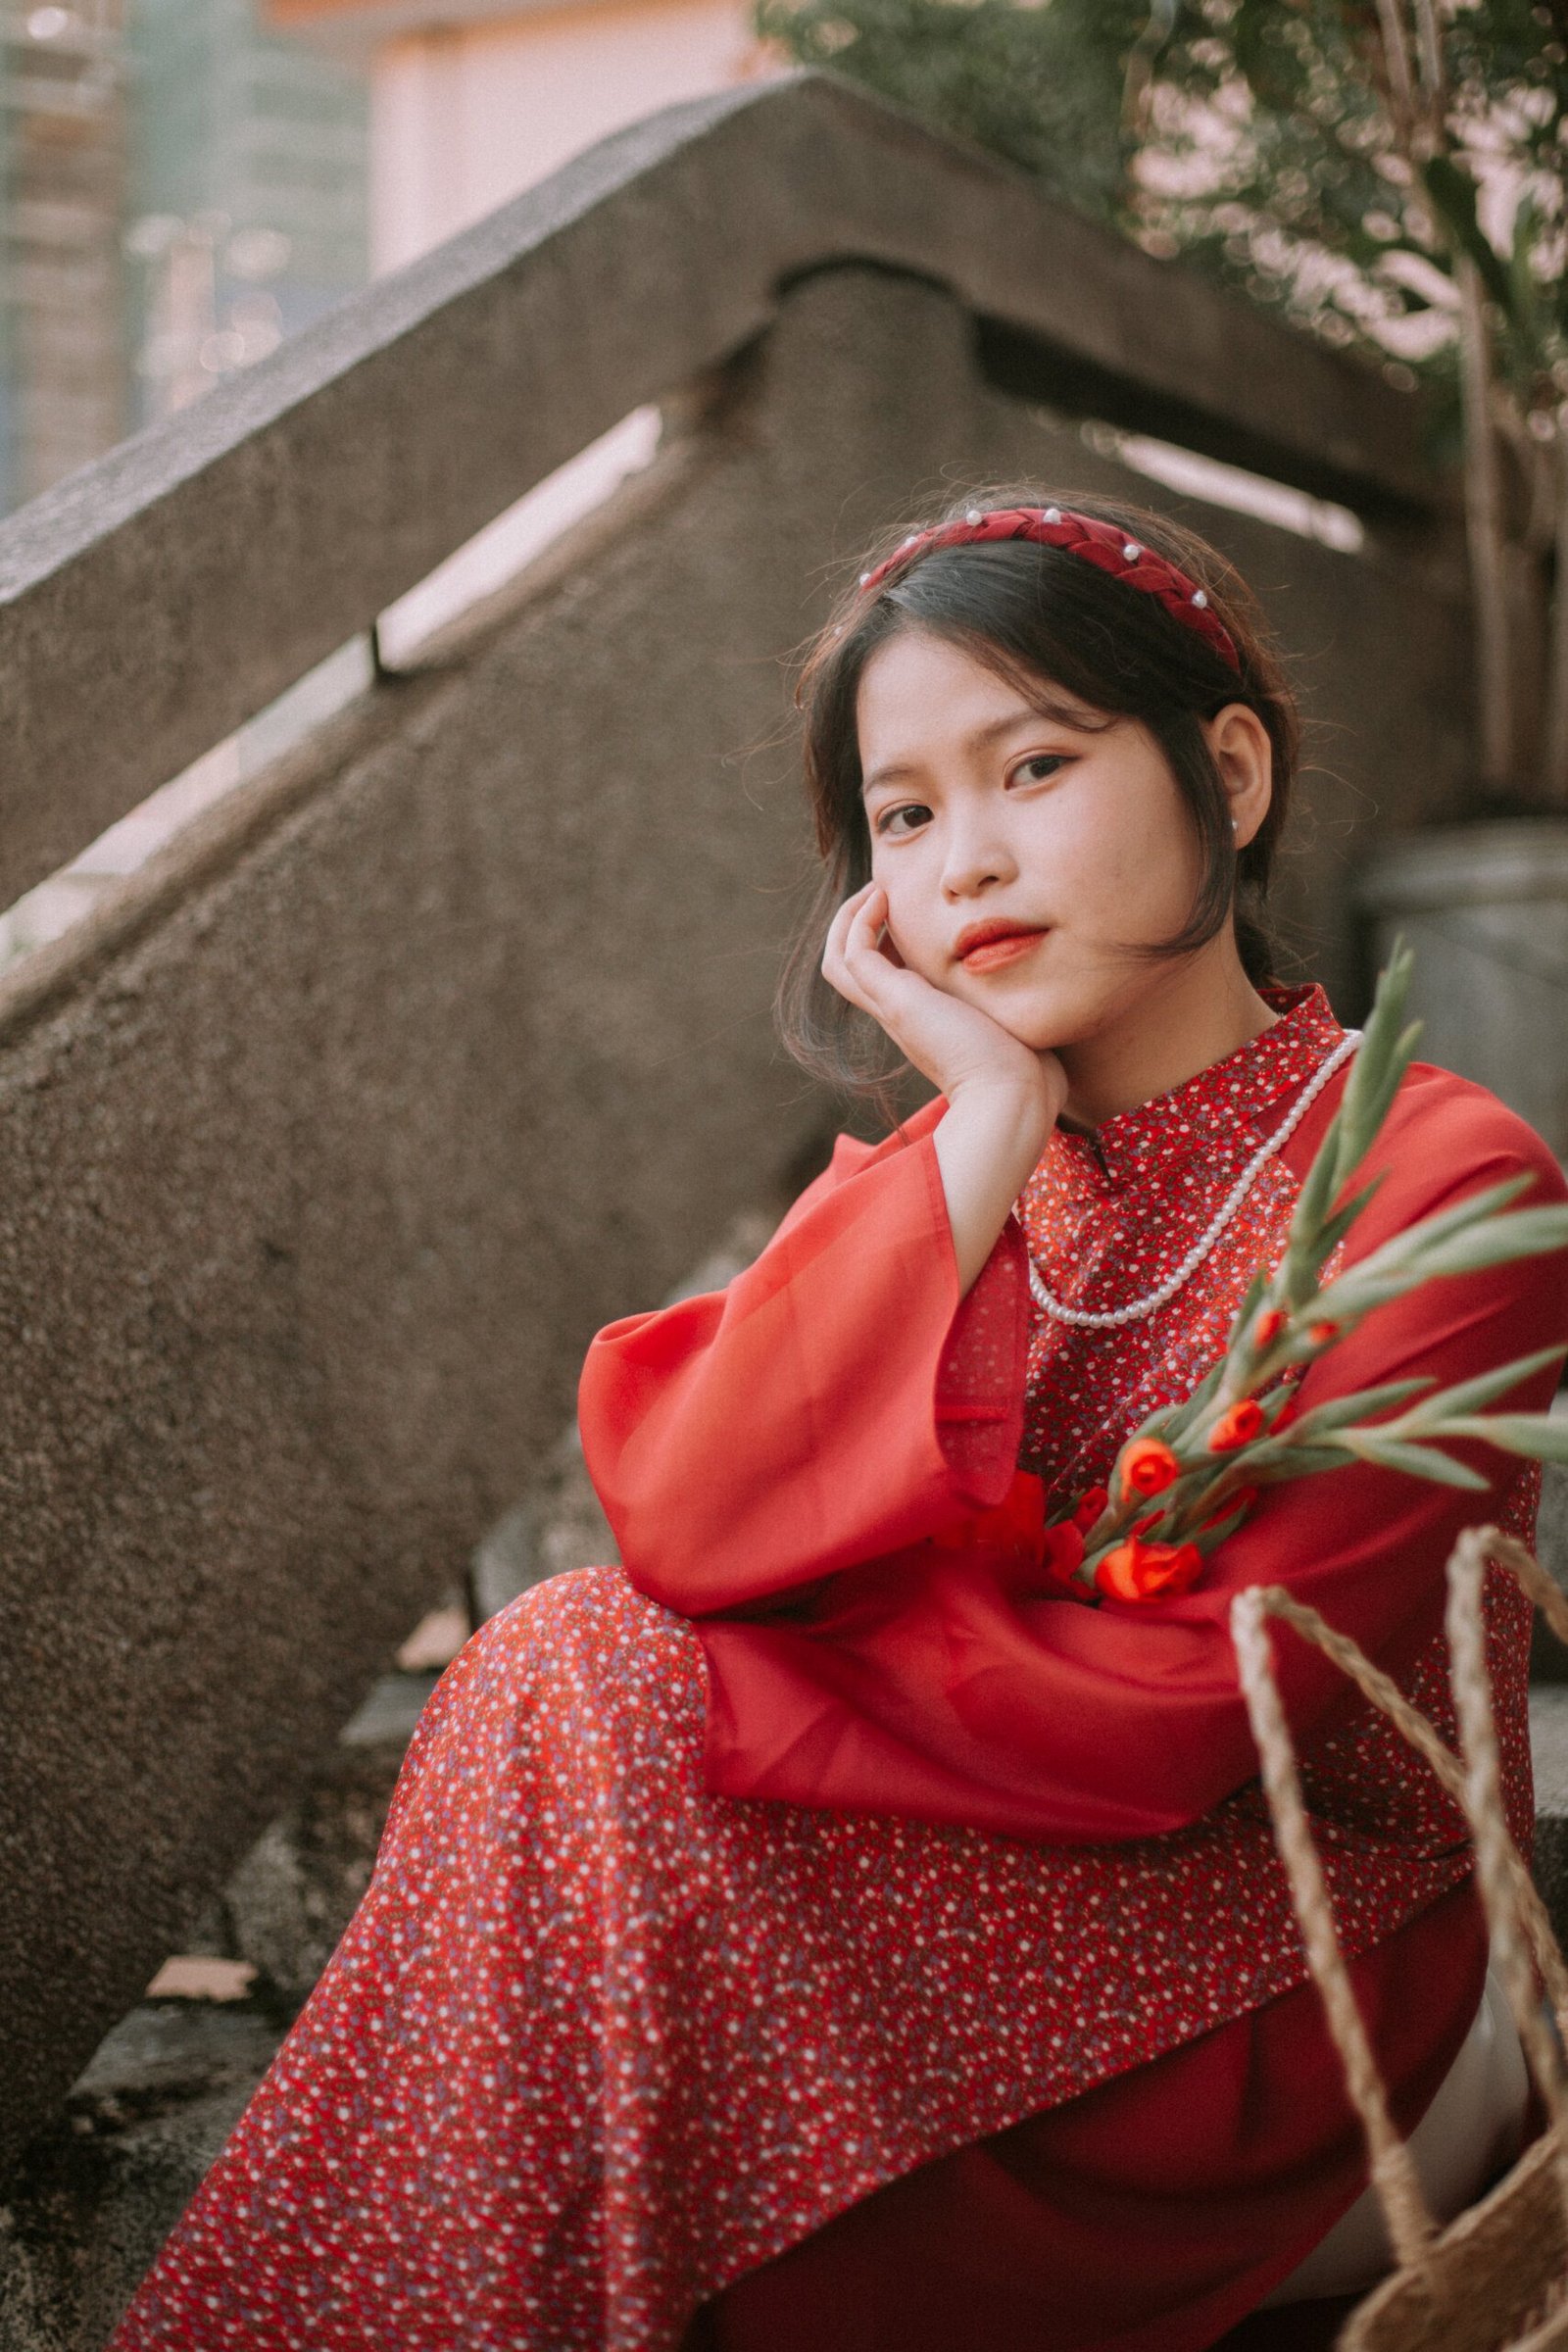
[1456,254,1519,795]
[1374,0,1417,145]
[1411,0,1446,117]
[1544,413,1568,807]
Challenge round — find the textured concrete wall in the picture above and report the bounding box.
[0,262,1468,2179]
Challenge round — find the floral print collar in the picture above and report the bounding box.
[1048,983,1347,1197]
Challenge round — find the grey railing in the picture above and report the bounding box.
[0,68,1469,2179]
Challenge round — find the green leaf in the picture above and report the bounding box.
[1240,1441,1360,1481]
[1321,1177,1539,1299]
[1312,1178,1388,1264]
[1162,1357,1227,1442]
[1293,1378,1434,1436]
[1329,945,1417,1190]
[1225,1268,1269,1352]
[1285,1179,1388,1300]
[1338,1434,1492,1490]
[1192,1506,1250,1554]
[1396,1345,1568,1427]
[1391,1207,1568,1283]
[1280,946,1417,1297]
[1507,192,1547,360]
[1231,0,1313,111]
[1425,1414,1568,1464]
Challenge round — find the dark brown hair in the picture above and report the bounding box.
[774,483,1301,1122]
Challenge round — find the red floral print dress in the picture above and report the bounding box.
[105,985,1568,2352]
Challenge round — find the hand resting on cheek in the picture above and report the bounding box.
[821,878,1068,1296]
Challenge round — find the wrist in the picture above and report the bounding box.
[934,1083,1052,1298]
[945,1072,1055,1152]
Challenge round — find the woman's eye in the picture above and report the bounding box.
[1010,755,1069,787]
[874,803,931,837]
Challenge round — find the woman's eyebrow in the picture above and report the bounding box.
[859,710,1048,798]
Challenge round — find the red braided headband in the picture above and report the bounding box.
[857,504,1242,674]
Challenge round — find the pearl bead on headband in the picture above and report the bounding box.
[856,504,1243,675]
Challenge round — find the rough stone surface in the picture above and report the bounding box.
[0,1658,454,2349]
[1531,1687,1568,1948]
[469,1429,618,1626]
[215,1743,407,2013]
[0,1207,778,2347]
[0,1684,442,2346]
[467,1211,776,1621]
[0,2012,283,2352]
[0,70,1446,910]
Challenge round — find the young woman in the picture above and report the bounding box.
[106,493,1568,2352]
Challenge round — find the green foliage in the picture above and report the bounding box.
[1133,3,1568,438]
[753,0,1151,218]
[756,0,1568,451]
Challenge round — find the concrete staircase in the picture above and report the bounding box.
[3,1226,1564,2350]
[0,1572,582,2351]
[0,1214,775,2352]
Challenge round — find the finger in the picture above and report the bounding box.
[821,880,874,966]
[867,890,906,966]
[832,887,886,985]
[843,885,900,983]
[821,883,881,995]
[840,880,882,936]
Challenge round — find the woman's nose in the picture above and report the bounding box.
[942,827,1016,898]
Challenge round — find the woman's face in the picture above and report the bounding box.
[856,626,1259,1054]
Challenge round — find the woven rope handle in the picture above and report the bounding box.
[1232,1587,1440,2276]
[1446,1531,1568,2206]
[1231,1526,1568,2282]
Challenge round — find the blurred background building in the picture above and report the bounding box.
[0,0,368,509]
[0,0,776,514]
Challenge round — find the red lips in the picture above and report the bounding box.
[955,918,1049,964]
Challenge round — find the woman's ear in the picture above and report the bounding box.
[1205,704,1273,850]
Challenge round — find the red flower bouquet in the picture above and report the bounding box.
[1019,942,1568,1604]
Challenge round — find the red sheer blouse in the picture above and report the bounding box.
[583,982,1566,1877]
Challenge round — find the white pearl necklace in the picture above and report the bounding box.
[1023,1028,1363,1329]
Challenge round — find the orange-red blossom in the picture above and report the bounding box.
[1118,1437,1181,1500]
[1038,1520,1087,1592]
[1094,1538,1204,1602]
[1208,1397,1264,1452]
[1071,1485,1109,1530]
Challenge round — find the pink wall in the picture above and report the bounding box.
[371,0,779,270]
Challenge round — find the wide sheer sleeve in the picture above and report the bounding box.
[577,1099,1032,1615]
[691,1069,1568,1842]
